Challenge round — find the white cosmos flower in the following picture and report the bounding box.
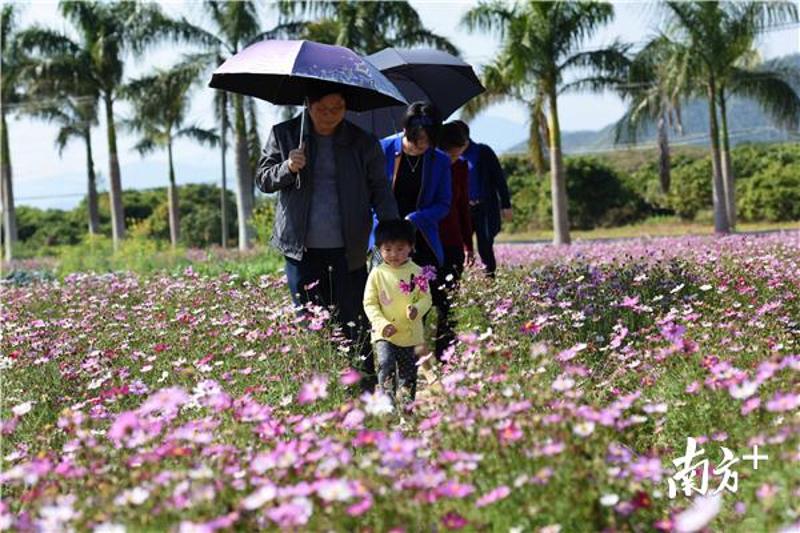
[94,523,126,533]
[361,391,393,416]
[551,375,575,392]
[573,421,595,437]
[12,401,32,416]
[599,494,619,507]
[729,380,758,400]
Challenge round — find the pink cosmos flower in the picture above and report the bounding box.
[628,456,663,483]
[342,409,365,430]
[741,397,761,415]
[346,496,372,516]
[378,432,420,469]
[297,375,329,405]
[339,368,361,386]
[265,496,313,528]
[660,322,686,344]
[765,391,799,412]
[398,279,415,295]
[441,512,468,530]
[138,387,189,420]
[436,481,475,498]
[475,485,511,507]
[756,483,778,501]
[419,265,437,281]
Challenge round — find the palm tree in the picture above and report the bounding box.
[20,1,196,250]
[278,1,457,55]
[177,1,273,250]
[614,36,688,194]
[460,56,550,175]
[29,96,102,235]
[1,4,25,261]
[21,30,102,236]
[664,1,800,232]
[124,64,218,248]
[463,1,629,245]
[714,2,799,228]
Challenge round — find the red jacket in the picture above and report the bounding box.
[439,159,473,252]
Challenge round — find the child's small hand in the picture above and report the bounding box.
[406,305,418,320]
[382,324,398,337]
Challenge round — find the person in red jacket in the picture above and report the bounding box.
[433,122,474,360]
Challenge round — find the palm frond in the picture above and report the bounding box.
[729,66,800,130]
[132,137,159,156]
[461,2,514,38]
[176,125,220,147]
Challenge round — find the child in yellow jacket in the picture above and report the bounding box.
[364,220,434,408]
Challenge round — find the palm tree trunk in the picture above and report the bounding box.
[84,128,100,236]
[657,111,671,195]
[167,141,180,248]
[1,108,17,262]
[707,79,730,234]
[528,102,546,175]
[718,88,736,229]
[546,86,570,246]
[103,93,126,248]
[233,94,254,250]
[220,94,228,249]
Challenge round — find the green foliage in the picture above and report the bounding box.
[15,206,84,249]
[505,157,651,231]
[666,158,714,220]
[56,234,186,276]
[738,162,800,222]
[17,184,238,256]
[251,197,276,246]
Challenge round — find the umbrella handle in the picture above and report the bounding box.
[296,99,308,190]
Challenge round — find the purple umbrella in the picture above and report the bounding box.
[209,40,408,112]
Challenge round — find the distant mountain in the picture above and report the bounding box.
[506,54,800,155]
[468,114,528,152]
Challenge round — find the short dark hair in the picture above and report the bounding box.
[374,219,416,248]
[438,121,469,150]
[402,101,441,146]
[451,119,470,138]
[307,82,347,106]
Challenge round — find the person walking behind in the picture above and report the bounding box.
[379,101,451,271]
[364,220,433,409]
[452,120,512,277]
[256,85,399,388]
[433,122,474,360]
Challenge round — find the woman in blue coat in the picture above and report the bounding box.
[379,102,452,269]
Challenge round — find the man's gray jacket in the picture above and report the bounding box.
[255,114,399,271]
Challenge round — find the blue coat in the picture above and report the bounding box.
[375,133,452,265]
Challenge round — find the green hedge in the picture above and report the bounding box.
[502,142,800,228]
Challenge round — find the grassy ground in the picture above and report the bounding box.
[497,216,800,243]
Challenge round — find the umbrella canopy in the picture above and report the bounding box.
[347,48,485,138]
[209,40,408,112]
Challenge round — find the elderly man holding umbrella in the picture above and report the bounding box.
[210,40,406,389]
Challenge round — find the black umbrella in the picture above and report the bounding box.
[346,48,485,139]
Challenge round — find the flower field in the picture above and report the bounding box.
[2,232,799,532]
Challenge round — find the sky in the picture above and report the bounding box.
[6,0,799,211]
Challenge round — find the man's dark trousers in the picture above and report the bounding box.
[470,203,497,276]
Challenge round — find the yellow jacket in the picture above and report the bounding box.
[363,261,433,346]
